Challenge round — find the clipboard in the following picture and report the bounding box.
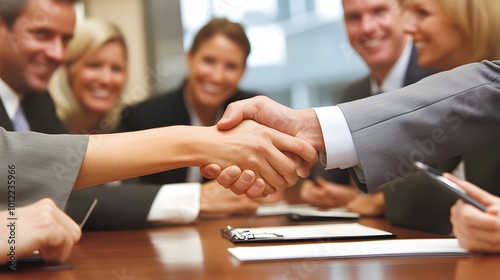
[221,223,395,243]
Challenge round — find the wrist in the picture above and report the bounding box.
[298,109,325,152]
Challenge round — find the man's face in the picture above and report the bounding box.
[0,0,75,94]
[343,0,406,70]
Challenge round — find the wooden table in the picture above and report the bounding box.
[4,215,500,279]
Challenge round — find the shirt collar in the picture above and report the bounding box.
[0,78,22,120]
[370,39,413,95]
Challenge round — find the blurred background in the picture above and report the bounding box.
[82,0,368,108]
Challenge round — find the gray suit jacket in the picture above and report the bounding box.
[0,128,87,210]
[0,92,87,210]
[322,45,437,184]
[325,47,469,234]
[339,60,500,193]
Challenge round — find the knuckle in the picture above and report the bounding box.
[216,177,231,188]
[246,156,260,167]
[273,177,287,191]
[38,198,57,208]
[283,159,298,176]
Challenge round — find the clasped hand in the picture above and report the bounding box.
[200,96,324,198]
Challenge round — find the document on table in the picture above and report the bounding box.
[221,223,394,243]
[256,202,360,219]
[228,238,468,262]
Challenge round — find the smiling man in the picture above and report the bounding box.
[300,0,437,218]
[342,0,423,90]
[0,0,81,265]
[0,0,76,133]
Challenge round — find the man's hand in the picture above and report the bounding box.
[201,96,325,197]
[300,177,358,208]
[218,96,325,152]
[202,120,317,198]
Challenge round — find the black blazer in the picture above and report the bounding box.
[119,84,258,185]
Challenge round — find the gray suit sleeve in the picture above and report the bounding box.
[338,60,500,192]
[0,128,88,210]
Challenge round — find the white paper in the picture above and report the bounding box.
[228,238,467,262]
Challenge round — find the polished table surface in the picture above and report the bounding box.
[4,214,500,279]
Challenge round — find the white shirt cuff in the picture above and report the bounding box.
[146,183,201,224]
[313,106,360,169]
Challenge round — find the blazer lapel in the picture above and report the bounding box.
[0,98,13,131]
[404,44,439,86]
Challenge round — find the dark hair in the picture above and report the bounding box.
[0,0,79,28]
[189,18,251,65]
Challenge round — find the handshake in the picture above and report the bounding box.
[197,95,326,199]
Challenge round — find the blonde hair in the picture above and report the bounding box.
[438,0,500,62]
[49,18,127,133]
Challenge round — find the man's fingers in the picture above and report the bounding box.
[260,135,316,187]
[272,132,318,169]
[217,101,247,130]
[217,96,272,130]
[253,148,291,190]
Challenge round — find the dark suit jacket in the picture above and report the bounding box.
[119,83,258,185]
[0,92,67,133]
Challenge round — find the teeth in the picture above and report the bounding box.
[92,89,111,97]
[362,38,382,48]
[202,83,223,94]
[414,42,425,49]
[34,64,51,73]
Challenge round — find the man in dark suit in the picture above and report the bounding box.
[0,0,85,210]
[0,93,66,133]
